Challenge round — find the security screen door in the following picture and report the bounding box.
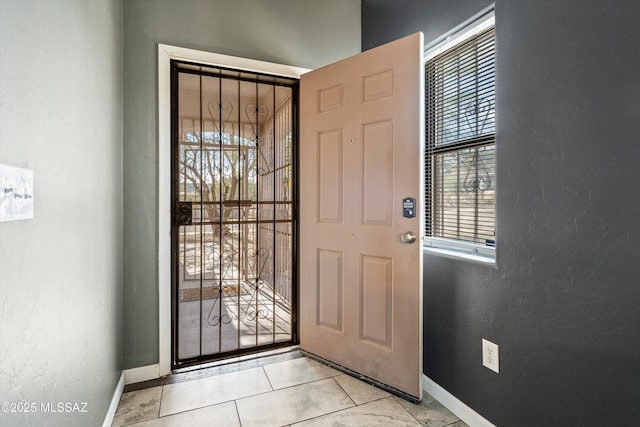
[171,62,298,367]
[299,33,424,400]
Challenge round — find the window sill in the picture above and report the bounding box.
[423,245,496,266]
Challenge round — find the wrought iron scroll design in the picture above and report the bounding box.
[244,247,271,321]
[206,248,236,326]
[208,100,234,142]
[245,104,273,175]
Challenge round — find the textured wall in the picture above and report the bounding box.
[363,0,640,425]
[123,0,361,368]
[0,0,123,426]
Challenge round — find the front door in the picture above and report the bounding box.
[299,33,424,399]
[171,62,298,367]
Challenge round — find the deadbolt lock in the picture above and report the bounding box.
[176,202,193,226]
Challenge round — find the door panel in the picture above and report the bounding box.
[300,33,424,399]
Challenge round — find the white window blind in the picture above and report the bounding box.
[425,26,496,251]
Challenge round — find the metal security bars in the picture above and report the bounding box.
[425,26,496,249]
[171,61,298,367]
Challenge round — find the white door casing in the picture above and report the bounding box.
[299,33,424,399]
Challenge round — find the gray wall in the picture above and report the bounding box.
[0,0,123,426]
[123,0,361,368]
[363,0,640,425]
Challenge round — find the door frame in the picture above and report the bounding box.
[158,44,310,376]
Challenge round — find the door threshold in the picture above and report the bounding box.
[172,345,301,374]
[124,346,301,393]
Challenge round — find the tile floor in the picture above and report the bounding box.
[112,352,468,427]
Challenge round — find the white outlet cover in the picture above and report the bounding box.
[482,338,499,373]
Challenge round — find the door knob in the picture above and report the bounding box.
[401,231,417,244]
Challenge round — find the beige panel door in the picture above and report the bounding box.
[300,32,424,399]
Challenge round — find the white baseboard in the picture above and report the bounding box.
[102,365,160,426]
[124,364,161,385]
[102,372,124,427]
[422,374,495,427]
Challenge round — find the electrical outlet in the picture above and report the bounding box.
[482,339,499,373]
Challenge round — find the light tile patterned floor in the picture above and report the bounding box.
[112,354,468,427]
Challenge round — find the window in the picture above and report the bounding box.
[425,14,496,260]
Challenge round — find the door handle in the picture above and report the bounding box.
[400,231,417,244]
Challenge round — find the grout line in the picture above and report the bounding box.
[254,375,336,394]
[156,385,164,420]
[233,400,243,427]
[361,395,396,405]
[331,375,357,407]
[288,398,358,426]
[262,364,275,391]
[390,395,423,425]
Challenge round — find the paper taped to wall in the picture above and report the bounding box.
[0,164,34,222]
